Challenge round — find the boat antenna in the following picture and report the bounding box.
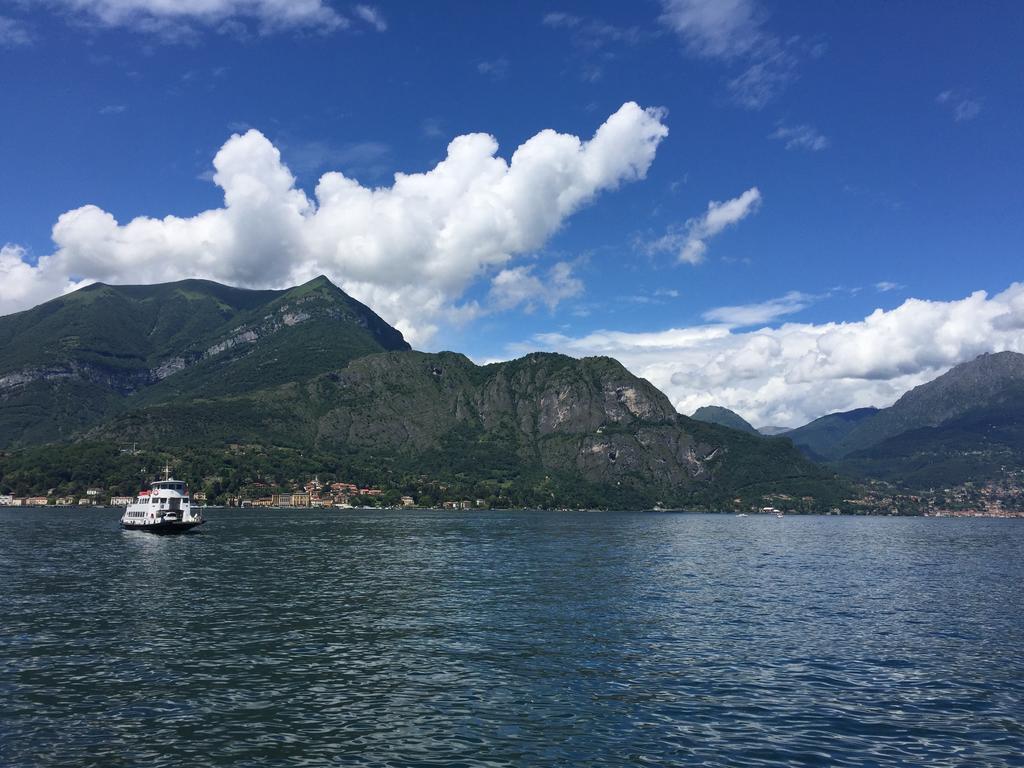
[164,462,170,480]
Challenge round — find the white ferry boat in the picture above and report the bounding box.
[121,471,204,534]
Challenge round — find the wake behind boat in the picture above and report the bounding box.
[121,470,204,534]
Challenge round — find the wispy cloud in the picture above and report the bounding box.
[726,46,798,109]
[542,11,642,81]
[353,5,386,32]
[641,187,762,264]
[842,183,903,212]
[658,0,819,109]
[542,12,641,49]
[875,281,902,293]
[769,122,829,151]
[99,104,127,115]
[283,139,392,181]
[0,16,32,47]
[41,0,349,40]
[658,0,762,59]
[702,290,815,325]
[477,57,510,80]
[937,90,982,122]
[421,117,445,139]
[619,287,681,305]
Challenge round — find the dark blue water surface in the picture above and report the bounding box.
[2,508,1023,767]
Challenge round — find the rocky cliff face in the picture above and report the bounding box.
[309,351,719,487]
[87,349,843,507]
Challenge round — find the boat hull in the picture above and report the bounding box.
[121,520,205,535]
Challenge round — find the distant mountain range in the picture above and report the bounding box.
[786,352,1024,488]
[0,277,846,509]
[677,351,1024,491]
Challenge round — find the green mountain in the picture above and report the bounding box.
[786,352,1024,488]
[691,405,759,435]
[838,400,1024,488]
[0,277,849,509]
[0,277,409,447]
[75,350,844,508]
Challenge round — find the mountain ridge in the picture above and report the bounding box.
[784,352,1024,489]
[0,276,410,447]
[0,277,849,509]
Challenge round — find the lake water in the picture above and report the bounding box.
[2,508,1023,767]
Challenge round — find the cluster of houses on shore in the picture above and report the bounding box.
[231,477,489,510]
[234,477,399,509]
[0,489,208,507]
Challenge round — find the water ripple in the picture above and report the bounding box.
[1,509,1023,766]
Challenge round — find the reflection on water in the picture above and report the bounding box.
[2,508,1023,767]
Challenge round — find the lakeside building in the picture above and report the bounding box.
[55,496,77,506]
[25,497,49,506]
[271,492,311,507]
[0,494,13,506]
[231,478,388,508]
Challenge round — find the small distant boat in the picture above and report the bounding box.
[776,512,784,518]
[737,513,748,517]
[121,467,204,534]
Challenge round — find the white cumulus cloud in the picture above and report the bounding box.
[514,283,1024,428]
[0,102,669,346]
[488,262,583,313]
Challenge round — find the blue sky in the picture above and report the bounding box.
[1,1,1022,426]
